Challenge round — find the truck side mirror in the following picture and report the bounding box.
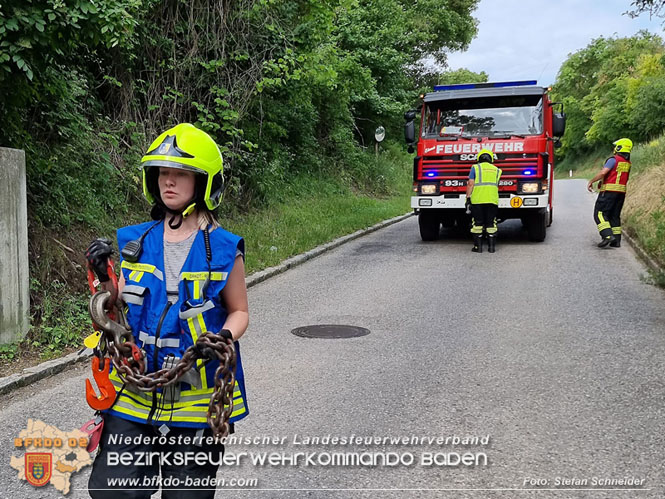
[404,110,417,149]
[550,101,566,138]
[552,106,566,137]
[553,113,566,137]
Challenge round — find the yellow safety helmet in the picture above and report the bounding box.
[477,148,494,163]
[613,138,633,154]
[141,123,224,212]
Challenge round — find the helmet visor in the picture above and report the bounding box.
[142,159,203,174]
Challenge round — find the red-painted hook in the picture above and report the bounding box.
[85,357,116,411]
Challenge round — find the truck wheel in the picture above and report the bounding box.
[454,214,470,234]
[419,211,440,241]
[441,216,455,229]
[527,209,547,242]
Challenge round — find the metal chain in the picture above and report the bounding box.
[90,290,237,438]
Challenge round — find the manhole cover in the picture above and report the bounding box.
[291,325,370,339]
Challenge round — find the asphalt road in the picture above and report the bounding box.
[2,179,665,499]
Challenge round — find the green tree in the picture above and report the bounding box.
[334,0,479,145]
[551,32,665,157]
[437,68,488,84]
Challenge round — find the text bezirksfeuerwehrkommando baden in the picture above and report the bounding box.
[105,434,491,468]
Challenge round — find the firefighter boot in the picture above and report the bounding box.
[610,234,621,248]
[487,234,496,253]
[598,235,615,248]
[472,234,483,253]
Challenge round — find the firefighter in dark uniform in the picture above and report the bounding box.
[587,138,632,248]
[465,148,502,253]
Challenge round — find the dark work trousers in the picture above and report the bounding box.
[470,203,498,236]
[88,414,226,499]
[593,191,625,240]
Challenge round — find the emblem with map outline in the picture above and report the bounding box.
[10,419,93,495]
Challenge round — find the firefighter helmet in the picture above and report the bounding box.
[613,138,633,155]
[477,148,494,163]
[141,123,224,212]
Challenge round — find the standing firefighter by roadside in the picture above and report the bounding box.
[465,149,502,253]
[587,138,633,248]
[85,123,249,498]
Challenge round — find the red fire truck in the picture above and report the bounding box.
[404,80,566,242]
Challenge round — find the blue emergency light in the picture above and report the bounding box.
[426,172,436,177]
[524,170,534,176]
[433,80,537,92]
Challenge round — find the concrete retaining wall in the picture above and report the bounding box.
[0,148,29,344]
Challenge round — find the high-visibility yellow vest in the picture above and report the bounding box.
[470,162,501,205]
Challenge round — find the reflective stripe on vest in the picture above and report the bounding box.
[137,331,180,348]
[600,155,631,193]
[121,261,164,281]
[471,163,501,205]
[121,285,147,306]
[184,311,210,390]
[108,374,246,423]
[180,272,229,300]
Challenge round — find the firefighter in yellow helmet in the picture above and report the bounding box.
[86,124,249,498]
[587,138,633,248]
[465,148,502,253]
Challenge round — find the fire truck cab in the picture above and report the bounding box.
[405,80,565,242]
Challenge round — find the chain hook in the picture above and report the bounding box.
[85,357,117,411]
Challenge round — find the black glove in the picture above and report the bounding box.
[465,198,472,214]
[86,238,114,282]
[220,329,234,341]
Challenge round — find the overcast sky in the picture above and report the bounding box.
[445,0,664,86]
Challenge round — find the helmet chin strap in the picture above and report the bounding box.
[158,200,197,230]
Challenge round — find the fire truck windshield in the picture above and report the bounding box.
[423,95,543,139]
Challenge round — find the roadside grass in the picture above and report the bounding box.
[622,136,665,271]
[0,147,412,373]
[641,268,665,288]
[223,175,411,272]
[222,143,412,272]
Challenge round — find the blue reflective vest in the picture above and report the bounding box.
[106,220,249,428]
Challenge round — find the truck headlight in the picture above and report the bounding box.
[420,184,438,195]
[520,182,540,194]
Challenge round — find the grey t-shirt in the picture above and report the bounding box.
[164,232,243,304]
[164,232,197,303]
